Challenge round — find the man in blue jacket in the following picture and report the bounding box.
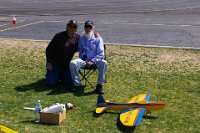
[70,20,107,94]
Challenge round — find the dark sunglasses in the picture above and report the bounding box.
[69,25,78,29]
[84,25,93,29]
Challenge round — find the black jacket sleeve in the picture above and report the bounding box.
[46,34,58,63]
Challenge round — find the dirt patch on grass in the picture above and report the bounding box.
[157,50,200,65]
[107,45,200,64]
[1,38,200,67]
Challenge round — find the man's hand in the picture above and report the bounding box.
[94,32,100,38]
[46,62,53,70]
[86,61,94,67]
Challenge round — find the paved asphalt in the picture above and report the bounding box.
[0,0,200,49]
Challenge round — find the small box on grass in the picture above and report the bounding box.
[40,107,66,125]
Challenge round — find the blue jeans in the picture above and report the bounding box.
[45,64,73,87]
[69,58,107,86]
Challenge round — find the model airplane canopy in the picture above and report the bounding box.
[96,93,165,127]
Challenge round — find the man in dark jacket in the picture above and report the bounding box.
[45,20,79,86]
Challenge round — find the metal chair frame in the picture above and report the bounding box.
[79,65,98,89]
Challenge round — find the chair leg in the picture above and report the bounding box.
[84,69,86,86]
[84,77,95,89]
[80,69,97,89]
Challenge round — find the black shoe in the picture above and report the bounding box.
[96,84,104,94]
[72,85,82,92]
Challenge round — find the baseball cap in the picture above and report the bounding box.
[84,20,94,27]
[67,20,78,26]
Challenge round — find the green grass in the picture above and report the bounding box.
[0,39,200,133]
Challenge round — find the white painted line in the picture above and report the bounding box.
[45,20,62,23]
[0,20,25,27]
[0,21,44,32]
[180,25,190,27]
[0,23,10,27]
[100,21,200,28]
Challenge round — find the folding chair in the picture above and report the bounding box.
[79,44,107,89]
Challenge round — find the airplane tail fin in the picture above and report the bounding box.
[97,95,106,106]
[96,95,108,113]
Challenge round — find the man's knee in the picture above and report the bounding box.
[99,60,107,67]
[45,70,58,87]
[103,60,107,65]
[45,79,57,87]
[69,60,77,68]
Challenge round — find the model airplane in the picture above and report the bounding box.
[95,93,165,126]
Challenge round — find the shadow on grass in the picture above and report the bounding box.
[92,110,119,117]
[22,120,59,126]
[14,79,97,96]
[143,115,158,119]
[73,86,97,97]
[14,79,71,95]
[92,110,136,132]
[92,112,158,133]
[116,114,136,133]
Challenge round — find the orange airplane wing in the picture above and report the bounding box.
[128,93,150,103]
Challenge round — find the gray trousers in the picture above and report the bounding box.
[69,58,107,86]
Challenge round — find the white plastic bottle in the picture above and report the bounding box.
[35,100,42,123]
